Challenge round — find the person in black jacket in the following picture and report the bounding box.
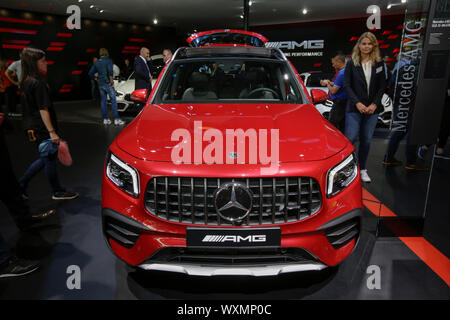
[134,47,152,92]
[344,32,386,183]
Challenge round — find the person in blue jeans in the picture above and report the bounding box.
[19,47,79,200]
[344,32,386,183]
[88,48,125,126]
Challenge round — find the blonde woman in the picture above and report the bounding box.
[344,32,386,182]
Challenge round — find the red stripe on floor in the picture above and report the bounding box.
[363,188,450,286]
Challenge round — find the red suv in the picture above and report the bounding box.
[102,30,362,276]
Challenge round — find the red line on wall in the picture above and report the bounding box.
[47,47,63,51]
[59,89,71,93]
[62,84,74,88]
[86,49,96,53]
[2,44,26,49]
[129,38,147,42]
[56,33,72,37]
[0,27,37,35]
[71,70,82,75]
[47,61,55,65]
[50,42,66,46]
[0,17,43,25]
[77,61,89,65]
[2,40,31,44]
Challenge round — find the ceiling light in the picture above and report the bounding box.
[302,9,308,14]
[248,1,252,5]
[153,18,158,24]
[240,15,244,19]
[99,9,104,13]
[78,0,83,2]
[90,5,94,8]
[401,0,407,3]
[387,4,392,9]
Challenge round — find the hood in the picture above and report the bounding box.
[117,103,347,163]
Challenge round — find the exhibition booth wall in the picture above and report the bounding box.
[0,8,177,100]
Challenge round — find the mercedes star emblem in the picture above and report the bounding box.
[214,182,253,223]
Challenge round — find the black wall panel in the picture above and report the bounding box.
[0,9,176,100]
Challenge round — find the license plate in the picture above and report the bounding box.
[186,227,281,248]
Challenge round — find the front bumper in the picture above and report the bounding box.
[101,139,363,274]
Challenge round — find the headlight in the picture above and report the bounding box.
[326,153,358,197]
[106,152,140,197]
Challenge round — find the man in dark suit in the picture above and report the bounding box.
[134,47,152,92]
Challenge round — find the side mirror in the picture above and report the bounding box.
[130,89,148,103]
[310,89,328,104]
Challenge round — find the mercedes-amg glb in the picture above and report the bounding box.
[102,30,362,276]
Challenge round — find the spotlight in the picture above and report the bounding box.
[99,9,104,13]
[302,8,308,14]
[401,0,407,3]
[240,15,244,19]
[90,5,94,8]
[249,1,252,6]
[153,18,158,24]
[387,4,392,9]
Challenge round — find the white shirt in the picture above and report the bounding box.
[7,60,22,82]
[362,61,372,94]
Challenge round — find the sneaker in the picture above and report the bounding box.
[103,119,112,125]
[114,119,125,126]
[382,157,402,166]
[52,191,79,200]
[405,163,429,171]
[0,256,39,279]
[360,169,371,183]
[417,146,428,160]
[17,209,57,231]
[434,151,450,160]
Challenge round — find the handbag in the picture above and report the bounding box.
[58,140,73,166]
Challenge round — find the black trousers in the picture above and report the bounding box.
[329,98,347,133]
[0,130,30,228]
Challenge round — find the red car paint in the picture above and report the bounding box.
[101,31,363,274]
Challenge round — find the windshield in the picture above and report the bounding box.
[155,58,304,104]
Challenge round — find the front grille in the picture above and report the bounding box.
[145,247,317,265]
[144,177,322,226]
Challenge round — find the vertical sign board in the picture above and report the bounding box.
[409,0,450,145]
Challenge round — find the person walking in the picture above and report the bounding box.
[88,48,125,125]
[344,32,387,183]
[18,47,79,200]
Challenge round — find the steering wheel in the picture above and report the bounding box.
[246,88,280,99]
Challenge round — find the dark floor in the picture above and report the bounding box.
[0,100,448,299]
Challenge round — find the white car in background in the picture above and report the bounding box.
[300,71,393,127]
[111,54,164,113]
